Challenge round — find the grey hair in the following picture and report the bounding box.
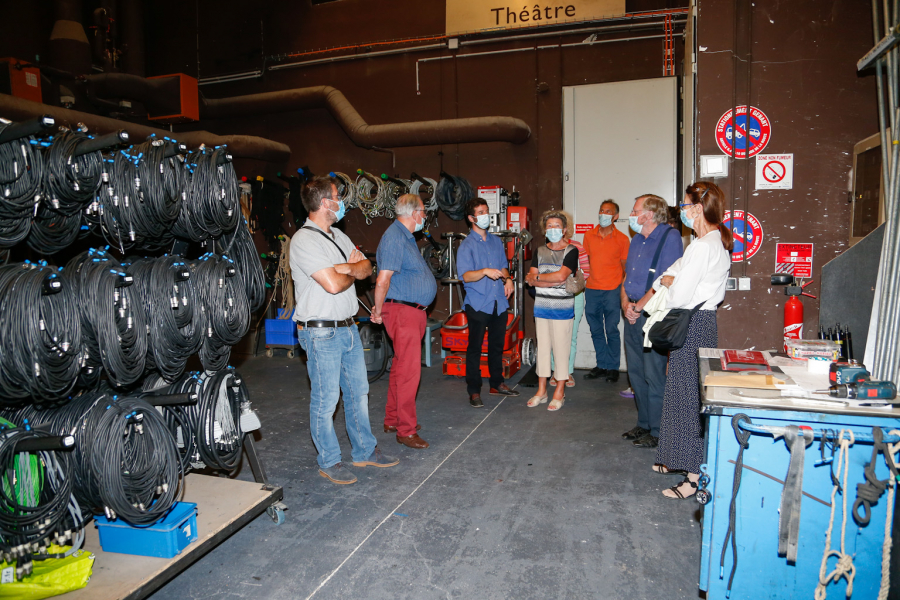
[638,194,669,224]
[540,209,568,234]
[395,193,421,217]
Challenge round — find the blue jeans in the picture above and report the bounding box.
[623,313,668,436]
[584,288,621,370]
[552,291,585,375]
[297,324,378,469]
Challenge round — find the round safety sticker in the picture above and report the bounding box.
[723,210,763,262]
[715,106,772,159]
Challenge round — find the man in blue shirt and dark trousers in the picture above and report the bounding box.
[456,198,520,407]
[620,194,683,448]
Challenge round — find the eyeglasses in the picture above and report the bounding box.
[630,208,651,215]
[679,203,694,209]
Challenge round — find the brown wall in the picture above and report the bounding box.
[145,0,686,327]
[1,0,878,352]
[695,0,877,350]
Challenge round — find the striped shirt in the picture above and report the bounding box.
[376,219,437,306]
[567,238,590,278]
[531,244,579,320]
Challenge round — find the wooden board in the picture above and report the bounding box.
[67,474,283,600]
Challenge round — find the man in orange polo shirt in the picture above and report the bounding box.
[582,200,630,382]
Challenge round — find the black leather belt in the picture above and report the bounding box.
[628,297,640,304]
[297,318,355,329]
[385,299,427,311]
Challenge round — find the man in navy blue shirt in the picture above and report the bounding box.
[620,194,683,449]
[457,198,520,407]
[372,194,438,449]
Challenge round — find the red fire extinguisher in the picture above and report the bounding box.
[782,279,816,352]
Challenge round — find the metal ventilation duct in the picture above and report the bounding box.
[0,93,290,163]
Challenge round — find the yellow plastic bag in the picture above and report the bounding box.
[0,545,94,600]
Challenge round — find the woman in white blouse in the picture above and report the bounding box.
[653,182,732,499]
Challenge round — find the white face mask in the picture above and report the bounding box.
[475,214,491,230]
[599,214,614,227]
[546,228,564,243]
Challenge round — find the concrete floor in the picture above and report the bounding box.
[150,353,702,600]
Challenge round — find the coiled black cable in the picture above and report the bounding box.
[144,368,247,473]
[29,130,104,254]
[64,248,147,387]
[0,424,85,570]
[126,256,204,382]
[172,147,239,242]
[435,172,474,221]
[191,253,249,372]
[90,140,184,251]
[0,262,82,404]
[216,219,265,312]
[0,126,42,248]
[3,389,182,525]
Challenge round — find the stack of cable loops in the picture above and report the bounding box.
[0,118,47,248]
[63,248,147,388]
[191,253,250,372]
[173,146,239,242]
[0,417,84,580]
[215,218,266,312]
[143,367,251,473]
[126,255,204,383]
[31,128,108,253]
[3,389,182,526]
[89,136,186,251]
[0,261,82,405]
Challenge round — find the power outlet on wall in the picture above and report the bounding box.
[725,277,737,291]
[738,277,751,291]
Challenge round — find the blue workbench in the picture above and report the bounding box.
[698,351,899,600]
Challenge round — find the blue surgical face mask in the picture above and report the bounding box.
[599,214,614,227]
[475,214,491,230]
[628,215,643,234]
[680,207,694,229]
[414,213,424,232]
[329,198,346,222]
[546,228,564,243]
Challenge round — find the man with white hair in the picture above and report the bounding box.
[371,194,437,449]
[620,194,683,449]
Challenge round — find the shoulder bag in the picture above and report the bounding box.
[563,246,585,295]
[647,302,705,351]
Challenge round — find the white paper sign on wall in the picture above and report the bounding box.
[755,154,793,190]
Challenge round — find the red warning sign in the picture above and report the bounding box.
[775,243,813,278]
[723,210,764,262]
[715,106,772,159]
[575,224,593,234]
[762,161,786,182]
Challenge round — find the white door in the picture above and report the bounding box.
[562,77,679,371]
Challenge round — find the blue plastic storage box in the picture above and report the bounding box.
[265,308,299,346]
[94,501,199,558]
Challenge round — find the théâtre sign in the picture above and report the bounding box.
[446,0,625,34]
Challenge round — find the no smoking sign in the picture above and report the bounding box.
[755,154,794,190]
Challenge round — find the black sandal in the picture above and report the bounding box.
[663,476,698,499]
[652,463,688,476]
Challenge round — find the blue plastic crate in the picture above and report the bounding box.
[94,501,199,558]
[266,309,298,346]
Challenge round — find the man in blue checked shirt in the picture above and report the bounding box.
[620,194,683,450]
[372,194,437,449]
[456,198,520,408]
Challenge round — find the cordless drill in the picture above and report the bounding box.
[819,380,897,400]
[829,360,870,385]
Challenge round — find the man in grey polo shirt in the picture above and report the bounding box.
[290,176,399,485]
